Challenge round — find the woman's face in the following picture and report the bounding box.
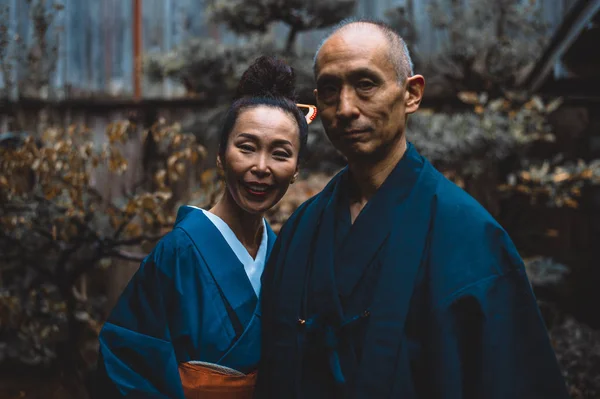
[219,105,301,215]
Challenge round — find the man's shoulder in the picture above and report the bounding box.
[423,168,524,297]
[431,171,499,230]
[278,192,322,238]
[279,172,341,237]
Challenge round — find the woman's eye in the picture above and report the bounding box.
[238,144,255,152]
[273,151,291,159]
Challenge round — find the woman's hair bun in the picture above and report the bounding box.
[235,56,297,101]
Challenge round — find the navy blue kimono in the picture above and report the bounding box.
[95,206,275,398]
[256,143,569,398]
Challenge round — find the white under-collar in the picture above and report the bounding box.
[198,208,268,296]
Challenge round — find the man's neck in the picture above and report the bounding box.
[347,138,407,223]
[209,193,264,258]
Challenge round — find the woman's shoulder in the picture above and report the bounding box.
[147,228,195,270]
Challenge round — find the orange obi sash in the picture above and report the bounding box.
[178,361,257,399]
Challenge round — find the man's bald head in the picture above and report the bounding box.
[313,18,414,84]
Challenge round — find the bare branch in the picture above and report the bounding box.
[112,213,136,241]
[109,234,165,247]
[108,249,146,263]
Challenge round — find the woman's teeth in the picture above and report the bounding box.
[246,184,269,192]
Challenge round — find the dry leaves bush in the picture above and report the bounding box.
[0,121,209,374]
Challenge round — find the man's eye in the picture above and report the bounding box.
[320,85,338,97]
[357,80,375,90]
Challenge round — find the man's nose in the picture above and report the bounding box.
[336,86,359,120]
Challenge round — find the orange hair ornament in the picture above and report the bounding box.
[296,103,318,124]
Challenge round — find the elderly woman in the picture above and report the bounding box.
[94,56,316,399]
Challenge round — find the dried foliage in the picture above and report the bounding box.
[0,122,208,371]
[550,317,600,399]
[410,91,600,209]
[426,0,549,93]
[410,92,558,178]
[523,250,600,398]
[500,159,600,209]
[524,256,570,288]
[145,0,355,94]
[145,36,277,98]
[206,0,356,52]
[384,5,417,46]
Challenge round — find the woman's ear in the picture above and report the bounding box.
[216,154,224,171]
[291,165,300,184]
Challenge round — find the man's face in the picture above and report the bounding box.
[314,28,421,163]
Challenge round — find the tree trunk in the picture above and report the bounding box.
[285,27,298,54]
[56,282,91,399]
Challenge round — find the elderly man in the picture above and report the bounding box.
[256,19,568,399]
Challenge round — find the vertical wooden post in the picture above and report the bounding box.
[163,0,173,97]
[104,0,113,95]
[8,0,18,100]
[133,0,142,100]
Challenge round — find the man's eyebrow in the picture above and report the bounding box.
[348,67,383,80]
[316,74,340,85]
[317,68,383,84]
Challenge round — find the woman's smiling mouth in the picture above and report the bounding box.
[243,182,274,197]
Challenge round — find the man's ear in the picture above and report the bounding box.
[404,75,425,114]
[313,88,318,102]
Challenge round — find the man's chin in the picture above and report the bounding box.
[339,142,376,161]
[339,137,406,166]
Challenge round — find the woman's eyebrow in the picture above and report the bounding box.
[238,133,293,148]
[271,139,293,147]
[237,133,259,141]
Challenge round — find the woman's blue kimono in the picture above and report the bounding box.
[95,206,275,398]
[257,143,569,398]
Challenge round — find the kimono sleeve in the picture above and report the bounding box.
[94,234,186,399]
[425,243,569,398]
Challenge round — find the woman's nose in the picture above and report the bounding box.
[251,154,270,177]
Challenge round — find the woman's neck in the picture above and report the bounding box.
[209,192,264,258]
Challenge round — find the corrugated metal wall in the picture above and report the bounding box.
[296,0,566,69]
[0,0,569,101]
[0,0,220,99]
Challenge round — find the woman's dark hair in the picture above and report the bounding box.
[218,56,309,159]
